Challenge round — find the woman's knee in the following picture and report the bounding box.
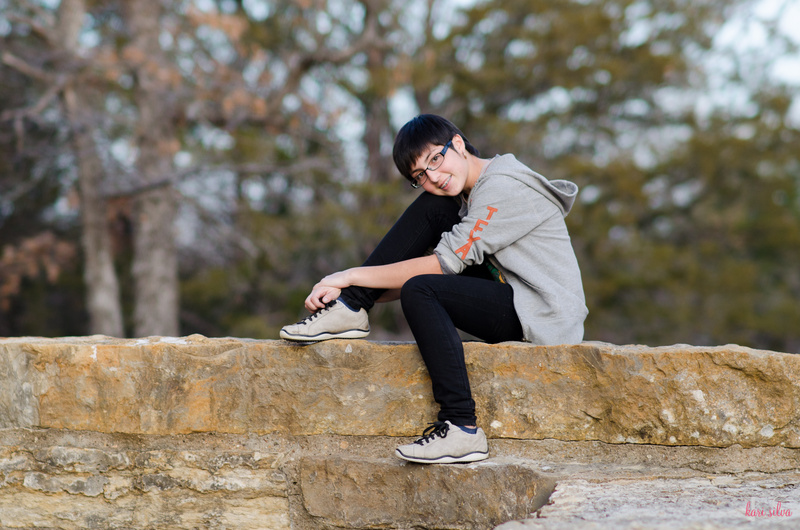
[400,275,437,310]
[407,192,461,221]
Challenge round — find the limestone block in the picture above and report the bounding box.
[470,342,800,448]
[1,337,799,448]
[0,442,289,529]
[0,490,290,529]
[0,341,39,428]
[0,336,438,436]
[300,456,555,529]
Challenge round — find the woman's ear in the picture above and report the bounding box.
[452,134,467,157]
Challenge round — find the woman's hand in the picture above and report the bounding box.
[304,269,354,312]
[305,284,342,311]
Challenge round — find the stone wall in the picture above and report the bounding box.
[1,337,799,529]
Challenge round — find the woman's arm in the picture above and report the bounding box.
[305,255,442,311]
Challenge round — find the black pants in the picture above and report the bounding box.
[340,193,523,426]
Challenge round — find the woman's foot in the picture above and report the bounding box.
[395,421,488,464]
[280,299,370,341]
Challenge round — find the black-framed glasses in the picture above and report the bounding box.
[411,141,452,189]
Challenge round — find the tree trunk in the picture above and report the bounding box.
[57,0,125,336]
[364,96,393,182]
[362,1,394,184]
[122,0,180,337]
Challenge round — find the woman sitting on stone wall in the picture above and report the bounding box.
[280,114,588,464]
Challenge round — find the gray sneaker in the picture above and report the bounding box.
[280,299,370,341]
[395,421,489,464]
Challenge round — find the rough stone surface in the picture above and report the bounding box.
[496,473,800,529]
[2,337,799,448]
[1,429,799,529]
[490,438,800,475]
[2,337,800,529]
[0,432,290,529]
[300,456,555,529]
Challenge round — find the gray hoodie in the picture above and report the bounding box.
[434,154,588,345]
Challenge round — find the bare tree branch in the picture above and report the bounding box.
[102,158,335,199]
[6,12,56,46]
[0,58,66,152]
[177,192,260,259]
[253,16,391,123]
[0,167,49,204]
[0,52,67,154]
[1,51,57,82]
[0,78,64,122]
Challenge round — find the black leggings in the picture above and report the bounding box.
[340,192,523,426]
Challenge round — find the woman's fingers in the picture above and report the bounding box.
[304,284,342,312]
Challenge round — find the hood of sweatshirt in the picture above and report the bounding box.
[473,154,579,216]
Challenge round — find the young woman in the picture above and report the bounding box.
[280,114,588,463]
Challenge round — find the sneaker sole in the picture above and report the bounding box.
[279,328,370,341]
[394,448,489,464]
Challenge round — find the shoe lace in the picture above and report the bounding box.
[414,421,449,446]
[294,300,336,325]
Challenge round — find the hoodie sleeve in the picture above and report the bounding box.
[434,174,559,275]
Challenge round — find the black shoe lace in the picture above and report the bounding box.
[414,421,449,446]
[294,300,336,325]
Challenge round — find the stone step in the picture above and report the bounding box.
[3,428,797,529]
[2,336,799,448]
[491,438,800,529]
[300,455,555,529]
[497,472,800,529]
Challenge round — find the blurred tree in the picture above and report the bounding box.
[321,0,420,337]
[168,0,396,337]
[120,0,181,336]
[1,0,797,351]
[58,0,125,336]
[0,0,103,335]
[1,0,381,338]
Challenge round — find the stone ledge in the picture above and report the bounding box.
[2,336,799,448]
[3,337,799,529]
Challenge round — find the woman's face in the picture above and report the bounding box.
[412,136,469,196]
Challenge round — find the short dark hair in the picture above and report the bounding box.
[392,114,480,181]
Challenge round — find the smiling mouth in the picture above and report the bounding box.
[440,176,452,190]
